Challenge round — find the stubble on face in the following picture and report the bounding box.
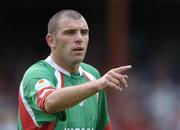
[53,17,89,71]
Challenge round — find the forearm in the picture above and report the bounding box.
[44,79,102,113]
[44,65,132,113]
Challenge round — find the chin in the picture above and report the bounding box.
[73,58,84,65]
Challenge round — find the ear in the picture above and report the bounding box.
[46,34,55,48]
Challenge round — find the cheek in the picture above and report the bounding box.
[85,37,89,45]
[55,38,67,50]
[59,44,71,55]
[58,38,71,51]
[85,39,89,48]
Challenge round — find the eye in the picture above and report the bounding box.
[81,29,89,35]
[64,30,76,35]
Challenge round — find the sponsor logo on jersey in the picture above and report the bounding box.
[35,79,51,91]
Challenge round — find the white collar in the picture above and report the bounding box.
[44,56,83,76]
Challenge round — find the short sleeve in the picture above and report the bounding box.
[21,66,57,124]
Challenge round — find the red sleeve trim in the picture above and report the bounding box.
[105,121,112,130]
[37,86,56,112]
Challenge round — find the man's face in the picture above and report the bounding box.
[53,17,89,66]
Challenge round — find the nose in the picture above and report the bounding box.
[75,31,83,44]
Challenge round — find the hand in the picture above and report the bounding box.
[99,65,132,91]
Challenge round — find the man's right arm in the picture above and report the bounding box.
[44,65,132,113]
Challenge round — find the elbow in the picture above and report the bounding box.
[44,97,58,113]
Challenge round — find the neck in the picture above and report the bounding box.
[50,53,79,74]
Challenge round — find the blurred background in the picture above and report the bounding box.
[0,0,180,129]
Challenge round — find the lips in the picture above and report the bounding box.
[72,47,83,51]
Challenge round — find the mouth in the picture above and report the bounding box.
[72,47,84,52]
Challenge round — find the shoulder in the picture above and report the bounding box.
[80,62,101,79]
[23,60,55,81]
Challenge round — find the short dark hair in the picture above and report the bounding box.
[47,10,83,34]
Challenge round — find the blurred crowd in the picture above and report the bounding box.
[108,55,180,130]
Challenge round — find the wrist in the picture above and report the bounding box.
[94,78,106,91]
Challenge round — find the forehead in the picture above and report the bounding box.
[58,17,89,30]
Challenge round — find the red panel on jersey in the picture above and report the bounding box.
[19,91,56,130]
[105,121,112,130]
[37,86,56,112]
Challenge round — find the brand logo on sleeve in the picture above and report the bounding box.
[35,79,51,91]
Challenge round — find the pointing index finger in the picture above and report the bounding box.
[114,65,132,73]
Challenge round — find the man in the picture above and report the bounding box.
[18,10,132,130]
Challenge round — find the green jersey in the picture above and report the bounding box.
[18,56,112,130]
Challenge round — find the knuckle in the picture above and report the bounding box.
[108,71,114,75]
[118,75,123,80]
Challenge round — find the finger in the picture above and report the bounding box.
[121,76,128,88]
[114,65,132,73]
[107,82,123,91]
[106,74,121,87]
[112,74,128,88]
[109,72,128,87]
[121,75,128,87]
[124,75,128,80]
[123,75,128,87]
